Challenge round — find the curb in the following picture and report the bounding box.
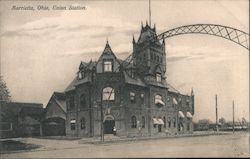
[79,132,232,144]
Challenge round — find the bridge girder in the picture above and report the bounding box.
[157,24,249,50]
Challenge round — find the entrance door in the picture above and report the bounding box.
[104,120,115,134]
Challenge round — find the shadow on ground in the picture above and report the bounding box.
[0,140,41,153]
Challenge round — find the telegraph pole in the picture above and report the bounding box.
[233,100,235,134]
[149,0,151,27]
[215,94,218,132]
[100,93,104,142]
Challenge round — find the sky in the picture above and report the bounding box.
[0,0,249,122]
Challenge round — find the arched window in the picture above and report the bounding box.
[142,116,145,128]
[168,117,171,128]
[163,117,166,128]
[103,87,115,101]
[80,94,86,110]
[173,118,176,128]
[80,117,86,129]
[131,116,137,128]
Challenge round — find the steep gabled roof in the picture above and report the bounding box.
[64,77,77,92]
[53,92,66,113]
[123,71,146,87]
[166,83,180,94]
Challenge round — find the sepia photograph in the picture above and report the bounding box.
[0,0,249,158]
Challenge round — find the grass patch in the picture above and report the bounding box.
[0,140,41,153]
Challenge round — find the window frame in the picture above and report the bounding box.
[131,116,137,128]
[80,117,86,130]
[103,60,113,72]
[70,119,76,130]
[130,92,136,103]
[142,116,145,128]
[156,73,162,82]
[102,87,115,101]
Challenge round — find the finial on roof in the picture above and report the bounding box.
[191,88,194,96]
[132,35,135,44]
[141,21,143,28]
[106,37,109,44]
[146,20,148,26]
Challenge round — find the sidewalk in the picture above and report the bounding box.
[78,131,232,144]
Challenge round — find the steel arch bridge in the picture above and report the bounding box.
[157,24,249,50]
[123,24,249,64]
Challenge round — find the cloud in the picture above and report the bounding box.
[167,56,189,62]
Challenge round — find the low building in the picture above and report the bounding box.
[0,101,44,138]
[43,92,66,136]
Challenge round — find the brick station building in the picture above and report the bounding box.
[62,23,194,137]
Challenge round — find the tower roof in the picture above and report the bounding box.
[103,40,113,55]
[137,22,158,44]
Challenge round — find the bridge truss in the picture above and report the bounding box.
[157,24,249,50]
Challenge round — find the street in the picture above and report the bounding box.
[1,132,249,158]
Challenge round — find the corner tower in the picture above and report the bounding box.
[133,22,166,78]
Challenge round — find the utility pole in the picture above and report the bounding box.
[215,94,218,132]
[233,100,235,134]
[100,92,104,142]
[149,0,151,27]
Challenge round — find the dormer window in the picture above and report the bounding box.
[104,60,113,72]
[78,71,84,79]
[156,73,161,82]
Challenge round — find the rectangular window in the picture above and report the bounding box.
[156,73,161,82]
[130,92,136,103]
[70,119,76,130]
[104,60,113,72]
[187,123,190,131]
[140,93,144,103]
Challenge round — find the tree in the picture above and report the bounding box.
[219,117,226,125]
[0,76,11,102]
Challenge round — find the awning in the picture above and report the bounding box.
[178,111,185,118]
[70,119,76,123]
[186,112,193,118]
[173,98,178,105]
[153,118,160,124]
[158,119,164,125]
[155,99,165,106]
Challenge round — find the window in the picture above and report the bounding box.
[78,71,83,79]
[103,60,113,72]
[103,87,115,101]
[140,93,144,103]
[131,116,137,128]
[173,118,176,128]
[153,116,157,128]
[70,119,76,130]
[156,73,162,82]
[130,92,136,103]
[80,118,86,129]
[155,94,164,106]
[142,116,145,128]
[80,94,86,110]
[168,118,171,128]
[163,117,166,128]
[187,123,190,131]
[69,96,75,110]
